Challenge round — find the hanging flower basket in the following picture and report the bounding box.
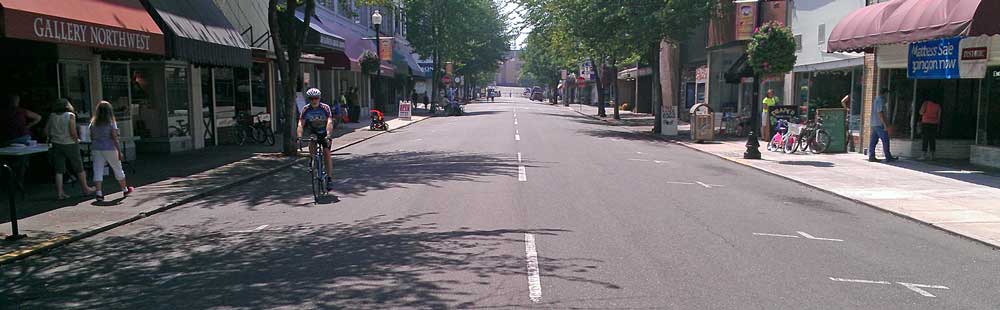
[360,50,380,75]
[747,21,797,76]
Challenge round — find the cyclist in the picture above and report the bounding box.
[297,88,334,191]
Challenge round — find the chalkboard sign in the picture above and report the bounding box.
[767,105,800,130]
[817,108,847,153]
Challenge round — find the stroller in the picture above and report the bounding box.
[370,109,388,131]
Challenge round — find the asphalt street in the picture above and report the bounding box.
[2,90,999,309]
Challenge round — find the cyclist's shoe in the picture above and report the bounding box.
[123,187,135,197]
[326,176,335,191]
[95,191,104,202]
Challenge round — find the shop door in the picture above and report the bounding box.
[685,83,696,109]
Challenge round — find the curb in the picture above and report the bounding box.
[0,115,433,265]
[568,105,1000,250]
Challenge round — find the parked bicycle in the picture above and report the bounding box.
[251,112,275,146]
[232,112,255,146]
[233,112,275,146]
[796,116,831,154]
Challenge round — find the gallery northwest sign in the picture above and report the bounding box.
[908,36,990,79]
[4,11,164,55]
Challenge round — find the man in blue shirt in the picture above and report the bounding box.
[868,88,897,162]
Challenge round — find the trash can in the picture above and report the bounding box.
[690,103,714,143]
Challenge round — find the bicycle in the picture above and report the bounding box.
[232,112,256,146]
[251,112,275,146]
[796,117,831,154]
[298,136,331,202]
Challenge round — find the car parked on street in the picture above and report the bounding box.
[530,86,545,101]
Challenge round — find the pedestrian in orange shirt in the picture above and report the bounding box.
[919,97,941,161]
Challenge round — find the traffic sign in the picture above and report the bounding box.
[576,76,586,88]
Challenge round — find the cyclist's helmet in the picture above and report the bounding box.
[305,88,322,99]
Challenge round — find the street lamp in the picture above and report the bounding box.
[372,10,383,111]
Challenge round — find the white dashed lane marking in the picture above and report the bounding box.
[525,234,542,303]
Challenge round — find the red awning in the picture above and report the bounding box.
[829,0,1000,52]
[0,0,165,54]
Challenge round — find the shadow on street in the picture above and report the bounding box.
[1,213,622,309]
[182,151,536,208]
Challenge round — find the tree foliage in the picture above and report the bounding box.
[361,0,511,104]
[518,0,719,115]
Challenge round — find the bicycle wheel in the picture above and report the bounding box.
[311,156,321,202]
[799,134,811,152]
[784,136,798,154]
[263,127,275,146]
[251,126,265,144]
[812,130,831,154]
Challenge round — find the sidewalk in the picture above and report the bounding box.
[569,104,1000,248]
[564,102,656,130]
[0,110,430,264]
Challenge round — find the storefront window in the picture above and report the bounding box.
[794,72,809,106]
[100,62,132,139]
[214,68,236,128]
[131,65,163,139]
[917,79,979,140]
[985,68,1000,146]
[850,66,864,132]
[166,67,190,137]
[58,62,91,117]
[880,69,914,138]
[252,62,270,115]
[809,70,854,111]
[235,67,251,117]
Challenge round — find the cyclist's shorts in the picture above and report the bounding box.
[305,129,331,149]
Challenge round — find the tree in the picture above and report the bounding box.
[518,0,719,129]
[269,0,316,156]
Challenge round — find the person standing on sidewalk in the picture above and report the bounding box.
[761,89,779,138]
[918,97,941,160]
[868,88,897,163]
[45,99,94,199]
[90,101,134,201]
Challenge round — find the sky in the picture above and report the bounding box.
[498,0,529,50]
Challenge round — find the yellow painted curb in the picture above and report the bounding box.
[0,235,71,264]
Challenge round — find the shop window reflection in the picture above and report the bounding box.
[58,63,91,117]
[166,67,190,137]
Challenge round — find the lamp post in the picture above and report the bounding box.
[743,1,763,160]
[372,9,383,111]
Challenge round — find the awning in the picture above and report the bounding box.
[294,10,345,53]
[144,0,252,67]
[213,0,273,52]
[0,0,165,54]
[828,0,1000,52]
[723,54,752,83]
[793,56,864,73]
[310,4,391,74]
[394,38,426,78]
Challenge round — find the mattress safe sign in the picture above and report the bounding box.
[908,36,991,79]
[908,37,961,79]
